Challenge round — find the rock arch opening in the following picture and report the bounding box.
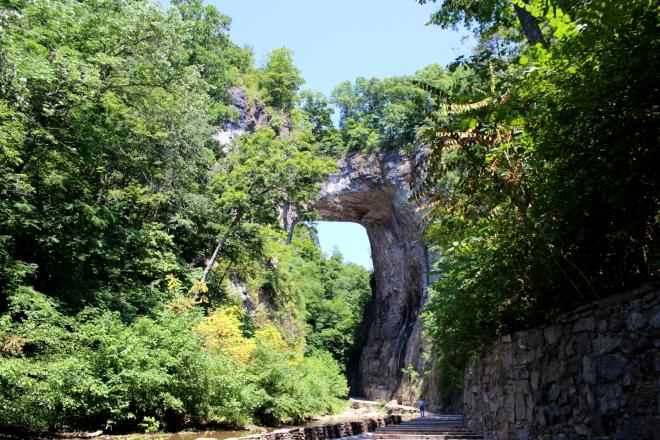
[315,149,436,404]
[316,221,372,271]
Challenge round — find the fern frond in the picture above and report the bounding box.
[412,79,448,99]
[445,97,492,114]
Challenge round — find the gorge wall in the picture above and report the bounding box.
[315,149,439,406]
[464,284,660,440]
[216,89,440,406]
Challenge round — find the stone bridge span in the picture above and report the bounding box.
[315,149,437,404]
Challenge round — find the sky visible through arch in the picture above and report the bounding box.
[211,0,475,269]
[315,222,373,270]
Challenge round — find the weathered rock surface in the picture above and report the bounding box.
[315,149,438,407]
[215,88,440,407]
[464,284,660,440]
[214,87,270,145]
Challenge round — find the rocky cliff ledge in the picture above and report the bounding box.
[213,87,270,145]
[316,149,437,406]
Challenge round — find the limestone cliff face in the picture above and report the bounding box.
[213,87,270,146]
[215,89,441,406]
[317,149,439,406]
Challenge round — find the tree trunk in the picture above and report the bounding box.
[514,1,547,47]
[280,196,299,245]
[217,259,237,286]
[285,218,299,245]
[200,212,243,284]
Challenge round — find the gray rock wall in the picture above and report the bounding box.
[214,87,270,145]
[215,87,442,407]
[316,149,438,407]
[215,86,440,407]
[464,285,660,440]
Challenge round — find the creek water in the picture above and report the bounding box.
[158,430,256,440]
[91,430,257,440]
[111,420,342,439]
[67,409,390,439]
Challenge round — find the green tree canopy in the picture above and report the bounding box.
[258,48,305,113]
[415,0,659,399]
[0,1,359,433]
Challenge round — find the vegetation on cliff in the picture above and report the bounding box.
[291,0,657,400]
[0,0,370,434]
[415,0,659,397]
[1,0,657,428]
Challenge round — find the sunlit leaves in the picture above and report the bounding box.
[197,306,256,362]
[331,72,438,152]
[0,0,355,433]
[258,48,304,112]
[418,0,659,399]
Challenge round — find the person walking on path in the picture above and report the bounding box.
[418,399,425,418]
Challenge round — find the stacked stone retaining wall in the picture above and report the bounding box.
[231,415,408,440]
[464,284,660,439]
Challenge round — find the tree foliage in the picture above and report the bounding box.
[331,72,430,152]
[0,0,365,434]
[416,0,659,398]
[258,48,305,113]
[0,0,249,314]
[417,0,550,46]
[297,90,344,157]
[0,289,348,433]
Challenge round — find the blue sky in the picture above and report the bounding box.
[209,0,474,269]
[212,0,474,97]
[315,222,373,270]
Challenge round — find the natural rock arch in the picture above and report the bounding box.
[315,149,438,404]
[216,92,439,404]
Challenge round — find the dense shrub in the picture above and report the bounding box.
[0,290,348,434]
[0,0,356,435]
[0,289,207,432]
[251,328,347,425]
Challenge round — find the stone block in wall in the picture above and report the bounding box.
[572,316,595,333]
[596,354,626,383]
[621,333,652,355]
[598,383,623,414]
[585,385,597,410]
[649,307,660,328]
[608,311,625,332]
[628,383,657,415]
[543,404,561,425]
[639,349,659,374]
[530,370,541,391]
[595,335,621,355]
[545,359,561,383]
[565,358,582,379]
[514,393,526,422]
[543,325,562,345]
[505,392,515,423]
[626,310,648,331]
[615,415,644,439]
[582,356,596,384]
[598,382,623,414]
